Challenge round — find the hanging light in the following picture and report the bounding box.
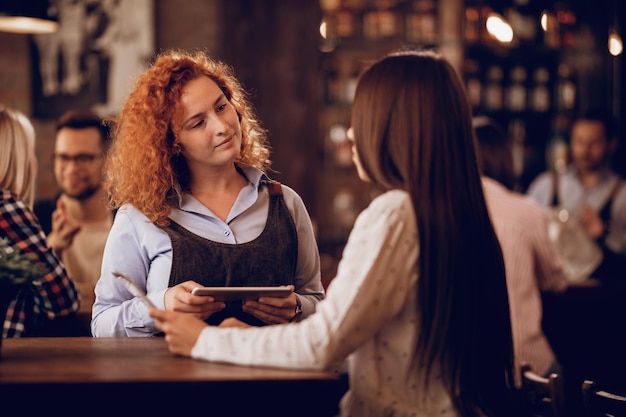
[608,30,623,56]
[486,13,514,44]
[0,0,58,35]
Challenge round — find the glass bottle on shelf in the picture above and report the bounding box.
[464,6,480,44]
[333,58,359,104]
[484,65,504,111]
[319,0,340,12]
[530,66,550,113]
[546,113,569,173]
[556,63,576,111]
[378,7,401,39]
[406,0,437,44]
[335,7,358,38]
[319,0,341,52]
[555,1,576,48]
[479,5,495,45]
[505,65,527,112]
[504,8,532,46]
[325,69,341,104]
[541,10,560,49]
[363,6,381,40]
[464,58,482,110]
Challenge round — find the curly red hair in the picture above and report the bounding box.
[104,50,271,226]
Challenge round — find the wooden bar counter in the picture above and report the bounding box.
[0,337,348,416]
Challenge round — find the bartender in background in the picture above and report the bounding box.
[527,109,626,283]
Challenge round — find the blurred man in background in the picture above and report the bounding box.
[527,109,626,283]
[35,110,113,317]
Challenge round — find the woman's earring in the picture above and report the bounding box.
[173,143,181,156]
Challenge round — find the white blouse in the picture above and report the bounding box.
[192,190,455,417]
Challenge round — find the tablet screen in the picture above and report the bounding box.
[190,286,292,301]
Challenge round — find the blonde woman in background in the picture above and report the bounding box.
[0,105,79,337]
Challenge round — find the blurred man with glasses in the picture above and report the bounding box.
[35,110,113,326]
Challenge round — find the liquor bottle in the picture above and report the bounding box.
[464,6,480,44]
[325,69,340,104]
[506,0,538,45]
[555,1,576,48]
[541,10,560,49]
[556,64,576,111]
[335,8,357,38]
[464,59,482,109]
[484,65,504,111]
[319,0,340,12]
[363,6,381,40]
[530,67,550,113]
[505,65,527,112]
[406,0,437,44]
[377,7,400,38]
[546,114,569,173]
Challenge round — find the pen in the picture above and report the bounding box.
[112,271,157,309]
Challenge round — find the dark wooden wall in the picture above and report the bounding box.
[219,0,322,211]
[156,0,323,213]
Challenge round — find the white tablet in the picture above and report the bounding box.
[191,286,292,301]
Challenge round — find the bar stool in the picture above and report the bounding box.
[582,379,626,417]
[520,363,566,417]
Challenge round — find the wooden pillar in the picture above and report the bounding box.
[438,0,464,74]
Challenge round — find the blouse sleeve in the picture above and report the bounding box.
[281,185,324,318]
[191,191,418,370]
[0,193,79,319]
[92,204,172,337]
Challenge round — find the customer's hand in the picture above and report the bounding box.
[47,199,81,257]
[164,280,226,321]
[150,308,206,357]
[580,204,604,240]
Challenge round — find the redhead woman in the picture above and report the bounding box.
[91,50,323,337]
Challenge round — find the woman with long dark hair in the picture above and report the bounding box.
[150,50,519,417]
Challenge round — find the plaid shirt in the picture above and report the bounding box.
[0,190,79,337]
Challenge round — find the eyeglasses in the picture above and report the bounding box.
[53,153,103,165]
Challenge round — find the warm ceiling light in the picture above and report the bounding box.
[486,13,513,43]
[0,1,58,35]
[608,31,623,56]
[320,19,327,39]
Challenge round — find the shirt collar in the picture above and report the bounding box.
[566,164,615,184]
[172,165,268,212]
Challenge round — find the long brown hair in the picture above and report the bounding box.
[351,50,516,416]
[104,50,270,226]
